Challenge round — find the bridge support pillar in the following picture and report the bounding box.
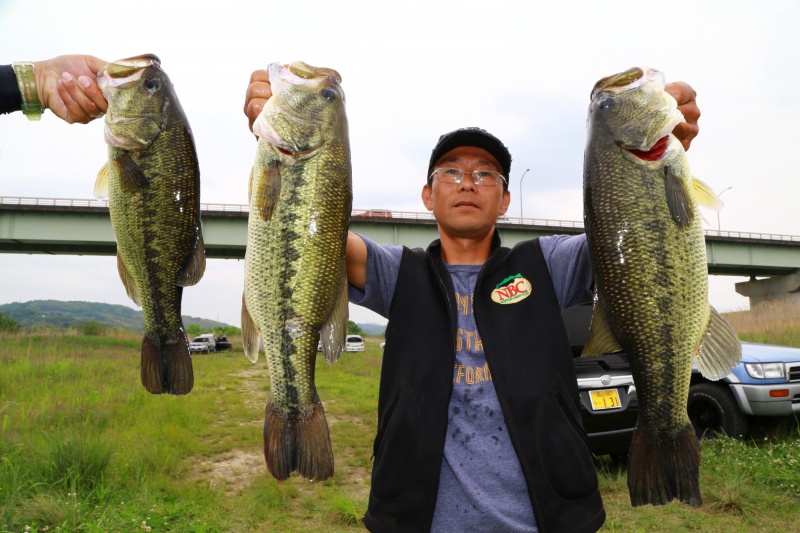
[735,273,800,307]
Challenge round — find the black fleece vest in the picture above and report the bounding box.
[364,234,605,533]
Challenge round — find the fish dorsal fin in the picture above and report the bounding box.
[695,305,742,380]
[581,304,623,356]
[241,292,260,363]
[319,265,349,364]
[254,161,281,222]
[113,152,151,192]
[665,166,694,227]
[692,177,724,212]
[177,229,206,287]
[95,163,110,199]
[117,253,141,306]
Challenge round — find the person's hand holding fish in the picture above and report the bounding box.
[664,81,700,150]
[34,54,109,123]
[243,68,273,132]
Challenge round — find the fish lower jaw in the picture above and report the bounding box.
[104,130,148,152]
[618,135,679,164]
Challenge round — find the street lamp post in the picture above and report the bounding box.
[717,186,732,232]
[518,168,530,219]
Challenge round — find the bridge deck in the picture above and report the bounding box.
[2,197,799,278]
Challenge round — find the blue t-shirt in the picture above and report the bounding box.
[349,234,592,533]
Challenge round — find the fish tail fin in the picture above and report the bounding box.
[140,334,194,395]
[263,394,334,481]
[140,335,166,394]
[164,336,194,395]
[627,423,702,507]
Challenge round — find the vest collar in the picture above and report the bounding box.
[425,229,503,261]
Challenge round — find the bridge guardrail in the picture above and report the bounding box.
[3,196,799,243]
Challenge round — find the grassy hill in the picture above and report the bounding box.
[0,300,229,331]
[0,300,386,335]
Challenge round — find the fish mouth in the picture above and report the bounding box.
[253,61,341,159]
[620,135,671,161]
[592,67,663,99]
[106,54,160,78]
[98,54,160,94]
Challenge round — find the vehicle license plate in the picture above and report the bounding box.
[589,389,622,411]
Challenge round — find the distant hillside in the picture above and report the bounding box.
[359,323,386,336]
[0,300,230,331]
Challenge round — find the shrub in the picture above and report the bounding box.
[0,311,20,332]
[75,321,106,336]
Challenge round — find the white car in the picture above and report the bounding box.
[189,334,216,353]
[346,335,365,352]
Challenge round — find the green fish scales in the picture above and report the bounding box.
[583,67,741,507]
[242,62,351,481]
[96,54,205,396]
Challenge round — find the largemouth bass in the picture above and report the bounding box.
[94,54,205,395]
[242,61,351,481]
[582,67,741,506]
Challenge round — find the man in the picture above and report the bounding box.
[244,70,700,532]
[1,54,107,122]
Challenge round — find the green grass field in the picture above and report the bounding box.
[1,314,799,532]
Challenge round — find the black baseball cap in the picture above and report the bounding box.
[427,127,512,191]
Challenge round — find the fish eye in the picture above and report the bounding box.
[321,88,336,101]
[144,78,161,92]
[599,98,613,111]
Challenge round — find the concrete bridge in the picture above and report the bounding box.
[2,196,799,306]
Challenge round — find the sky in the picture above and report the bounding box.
[1,0,799,327]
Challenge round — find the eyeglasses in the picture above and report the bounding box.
[430,168,507,187]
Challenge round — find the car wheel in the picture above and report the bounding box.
[687,383,748,440]
[609,452,628,465]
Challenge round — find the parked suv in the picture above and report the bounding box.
[565,303,800,446]
[688,341,800,439]
[562,304,638,459]
[189,334,216,353]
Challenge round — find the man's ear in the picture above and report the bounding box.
[499,190,511,215]
[422,184,434,211]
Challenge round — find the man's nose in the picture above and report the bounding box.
[458,171,478,190]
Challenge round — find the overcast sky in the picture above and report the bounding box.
[1,0,799,327]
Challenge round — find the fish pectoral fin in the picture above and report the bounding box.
[94,163,110,199]
[113,152,151,192]
[247,166,254,203]
[241,292,260,363]
[177,229,206,287]
[695,305,742,380]
[319,270,349,364]
[117,253,141,306]
[581,304,623,356]
[255,161,281,221]
[692,177,724,212]
[665,166,694,227]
